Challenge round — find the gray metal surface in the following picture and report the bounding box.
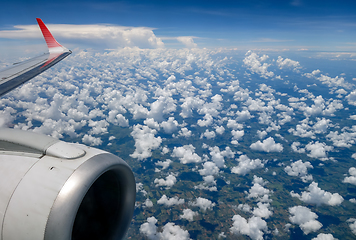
[44,153,136,240]
[0,51,71,97]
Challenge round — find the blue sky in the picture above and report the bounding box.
[1,0,356,53]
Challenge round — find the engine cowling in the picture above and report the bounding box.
[0,128,136,240]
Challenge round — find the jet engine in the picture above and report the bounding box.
[0,128,136,240]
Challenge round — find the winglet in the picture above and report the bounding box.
[36,18,68,53]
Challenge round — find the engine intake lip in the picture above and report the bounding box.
[44,153,136,240]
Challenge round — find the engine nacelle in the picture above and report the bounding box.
[0,128,136,240]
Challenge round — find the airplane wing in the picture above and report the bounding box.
[0,18,71,97]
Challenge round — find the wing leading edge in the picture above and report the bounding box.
[0,18,71,97]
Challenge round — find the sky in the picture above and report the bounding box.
[1,0,356,56]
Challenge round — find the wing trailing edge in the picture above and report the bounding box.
[0,18,71,97]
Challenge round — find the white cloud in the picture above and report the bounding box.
[2,23,165,49]
[136,182,147,196]
[215,125,225,135]
[157,195,185,207]
[231,129,244,144]
[276,56,301,71]
[348,218,356,235]
[257,130,267,140]
[284,160,313,182]
[243,51,274,79]
[171,144,202,164]
[289,206,322,235]
[180,209,198,221]
[290,182,344,206]
[227,119,243,130]
[177,36,198,48]
[189,197,216,211]
[305,141,333,160]
[327,128,356,148]
[252,202,273,219]
[178,127,192,138]
[250,137,283,152]
[140,216,158,240]
[343,167,356,185]
[149,96,177,122]
[347,90,356,106]
[199,161,220,176]
[201,129,216,139]
[140,217,191,240]
[130,124,162,160]
[154,174,177,189]
[160,117,179,134]
[231,155,265,176]
[107,111,129,127]
[160,222,191,240]
[246,182,271,203]
[143,198,154,208]
[291,142,306,153]
[155,159,172,172]
[82,134,102,146]
[194,175,218,192]
[235,110,253,121]
[313,118,331,134]
[144,118,160,130]
[312,233,338,240]
[230,215,268,240]
[209,146,234,168]
[0,107,15,128]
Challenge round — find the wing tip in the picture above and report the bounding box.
[36,18,69,54]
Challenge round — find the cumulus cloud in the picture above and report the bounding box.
[230,215,268,240]
[140,216,158,240]
[289,206,322,235]
[252,202,273,219]
[246,181,271,203]
[0,23,165,49]
[130,124,162,160]
[343,167,356,185]
[143,198,154,208]
[160,117,179,134]
[171,144,202,164]
[231,129,244,144]
[189,197,216,211]
[291,142,306,153]
[305,141,333,160]
[154,174,177,189]
[178,127,192,138]
[140,217,191,240]
[312,233,338,240]
[82,134,102,146]
[348,218,356,235]
[284,160,313,182]
[199,161,220,176]
[157,195,185,207]
[180,209,198,221]
[177,36,198,48]
[155,159,172,172]
[209,146,234,168]
[231,155,265,175]
[276,56,301,71]
[243,51,274,79]
[201,129,216,139]
[250,137,283,152]
[290,182,344,206]
[235,110,253,121]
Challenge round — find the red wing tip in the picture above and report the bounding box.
[36,18,64,52]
